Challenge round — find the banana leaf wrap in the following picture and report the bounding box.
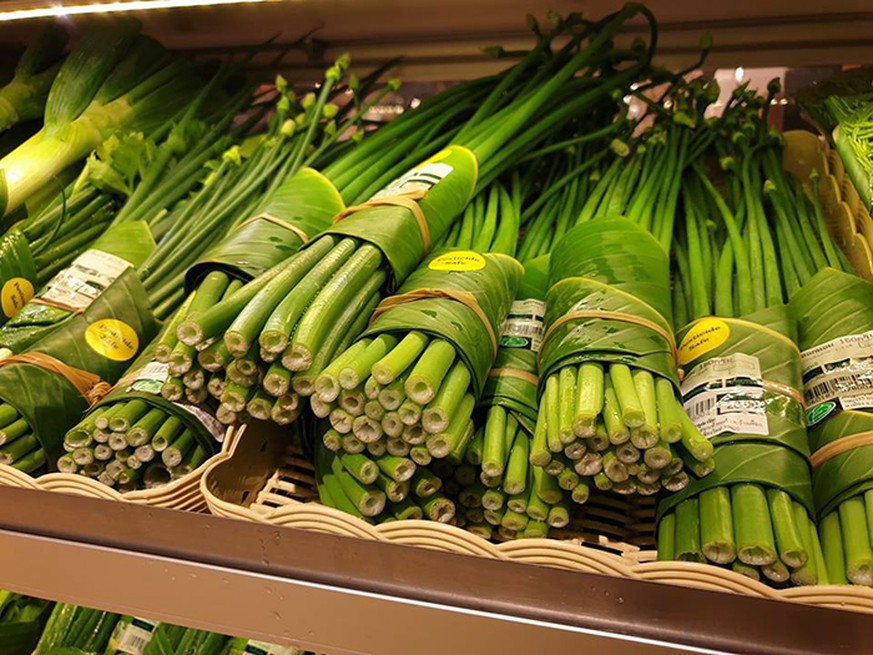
[0,268,157,466]
[656,442,815,519]
[93,338,223,453]
[321,146,478,289]
[479,256,549,430]
[0,222,154,353]
[791,267,873,516]
[185,168,343,290]
[361,249,523,397]
[675,306,809,457]
[539,217,678,390]
[0,229,37,323]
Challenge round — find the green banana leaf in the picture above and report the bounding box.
[675,305,808,457]
[362,249,522,396]
[791,268,873,517]
[0,229,37,324]
[0,221,155,353]
[94,337,222,455]
[539,217,677,389]
[0,268,158,466]
[322,145,478,289]
[811,410,873,517]
[479,257,549,429]
[657,442,815,520]
[185,168,343,290]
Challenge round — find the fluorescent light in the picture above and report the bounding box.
[0,0,273,22]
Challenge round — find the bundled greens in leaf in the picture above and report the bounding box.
[533,218,711,506]
[309,249,522,522]
[0,268,157,474]
[0,591,52,655]
[657,305,825,586]
[791,267,873,586]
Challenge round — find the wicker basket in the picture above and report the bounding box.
[0,429,237,511]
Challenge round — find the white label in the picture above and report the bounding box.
[177,402,225,443]
[128,361,170,394]
[39,249,132,311]
[370,162,453,201]
[800,330,873,415]
[499,299,545,354]
[681,353,768,439]
[244,640,302,655]
[109,617,158,655]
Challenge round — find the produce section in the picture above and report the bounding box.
[0,1,872,653]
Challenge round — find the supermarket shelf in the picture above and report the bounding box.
[0,0,872,80]
[0,487,868,655]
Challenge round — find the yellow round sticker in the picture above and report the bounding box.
[1,277,34,318]
[428,251,486,272]
[85,319,138,362]
[678,318,730,366]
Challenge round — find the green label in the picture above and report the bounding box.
[500,336,530,348]
[806,401,837,427]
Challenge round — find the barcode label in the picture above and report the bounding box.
[801,330,873,418]
[177,402,225,443]
[128,361,170,394]
[370,161,453,201]
[39,249,131,311]
[110,617,158,655]
[499,299,545,353]
[681,353,768,439]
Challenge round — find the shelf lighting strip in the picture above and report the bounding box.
[0,0,274,22]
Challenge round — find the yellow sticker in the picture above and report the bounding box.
[678,318,730,366]
[419,147,452,166]
[1,277,34,318]
[428,251,486,272]
[85,319,138,362]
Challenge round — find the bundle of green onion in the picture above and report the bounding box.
[792,268,873,587]
[533,218,712,504]
[0,267,157,475]
[312,249,522,522]
[449,257,556,540]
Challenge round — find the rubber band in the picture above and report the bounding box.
[370,287,498,357]
[332,189,431,254]
[0,352,109,406]
[488,368,538,385]
[811,431,873,468]
[32,296,85,314]
[239,212,310,245]
[763,379,806,409]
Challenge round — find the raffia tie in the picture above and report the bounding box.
[539,309,678,368]
[370,287,498,357]
[332,189,431,254]
[811,431,873,468]
[0,352,110,406]
[488,368,538,385]
[239,212,310,244]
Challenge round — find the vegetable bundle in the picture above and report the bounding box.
[533,218,712,504]
[0,268,157,473]
[656,306,825,585]
[0,590,52,655]
[313,249,522,522]
[792,268,873,586]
